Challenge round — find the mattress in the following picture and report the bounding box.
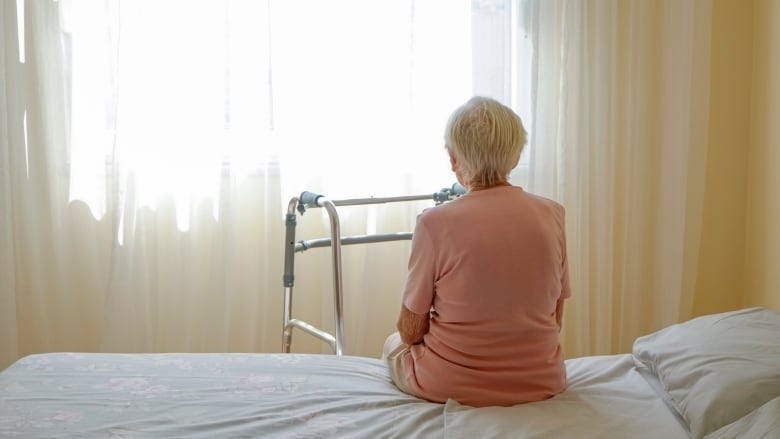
[0,352,688,438]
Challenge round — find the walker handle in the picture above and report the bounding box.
[299,191,324,208]
[433,183,467,204]
[451,183,467,196]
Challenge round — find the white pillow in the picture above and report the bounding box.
[632,307,780,439]
[703,396,780,439]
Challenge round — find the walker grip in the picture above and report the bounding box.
[433,183,467,204]
[451,183,467,196]
[299,191,324,208]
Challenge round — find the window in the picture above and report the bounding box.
[61,0,533,222]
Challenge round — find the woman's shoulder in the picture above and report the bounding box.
[416,201,451,223]
[419,186,565,222]
[521,190,565,213]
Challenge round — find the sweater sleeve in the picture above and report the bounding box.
[397,304,430,345]
[402,216,436,315]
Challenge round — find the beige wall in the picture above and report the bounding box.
[745,0,780,312]
[693,0,753,316]
[694,0,780,315]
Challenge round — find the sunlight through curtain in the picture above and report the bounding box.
[65,0,474,228]
[3,0,527,366]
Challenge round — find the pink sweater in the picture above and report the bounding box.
[401,185,570,407]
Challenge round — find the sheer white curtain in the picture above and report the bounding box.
[520,0,713,357]
[3,0,519,367]
[2,0,715,369]
[65,0,473,221]
[2,0,110,368]
[66,0,478,355]
[0,0,20,370]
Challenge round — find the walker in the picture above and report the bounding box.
[282,183,466,355]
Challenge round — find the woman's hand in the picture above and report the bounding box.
[397,304,430,345]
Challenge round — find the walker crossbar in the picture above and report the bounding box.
[282,183,465,356]
[295,233,413,252]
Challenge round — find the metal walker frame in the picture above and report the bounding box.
[282,183,466,355]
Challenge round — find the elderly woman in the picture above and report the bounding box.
[383,96,570,407]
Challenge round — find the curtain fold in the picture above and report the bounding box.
[2,0,111,366]
[0,0,20,370]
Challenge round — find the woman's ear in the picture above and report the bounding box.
[448,149,458,173]
[448,149,467,188]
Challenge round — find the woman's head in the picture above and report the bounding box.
[444,96,527,190]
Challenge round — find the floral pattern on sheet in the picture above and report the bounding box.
[102,377,170,396]
[30,410,84,428]
[298,413,356,438]
[0,353,443,438]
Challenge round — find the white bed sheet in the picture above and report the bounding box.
[0,353,442,438]
[0,352,690,438]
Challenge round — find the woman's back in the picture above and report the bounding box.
[401,185,570,407]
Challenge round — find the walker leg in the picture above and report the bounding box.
[282,287,293,353]
[323,200,345,356]
[282,201,298,353]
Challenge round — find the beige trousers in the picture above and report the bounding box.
[382,332,415,396]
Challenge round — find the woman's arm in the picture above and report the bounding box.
[397,304,430,345]
[397,216,435,345]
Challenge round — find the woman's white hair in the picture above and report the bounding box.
[444,96,527,189]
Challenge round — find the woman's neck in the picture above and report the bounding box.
[468,180,511,192]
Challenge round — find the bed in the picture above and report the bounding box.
[1,307,779,438]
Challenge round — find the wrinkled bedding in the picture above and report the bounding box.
[444,354,690,439]
[6,308,778,438]
[704,396,780,439]
[0,352,688,438]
